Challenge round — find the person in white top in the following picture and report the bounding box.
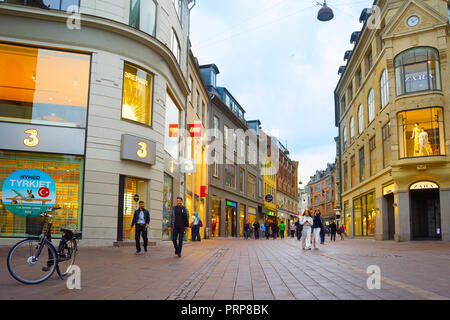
[300,210,314,250]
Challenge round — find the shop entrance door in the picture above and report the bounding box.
[384,193,395,240]
[117,175,148,241]
[225,204,237,237]
[410,189,441,240]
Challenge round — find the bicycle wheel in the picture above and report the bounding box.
[7,238,57,285]
[57,239,77,280]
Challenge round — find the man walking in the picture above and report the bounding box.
[261,221,266,239]
[168,197,190,258]
[279,221,286,239]
[253,221,260,240]
[243,220,250,240]
[312,210,324,249]
[131,201,150,255]
[265,220,271,240]
[330,220,337,242]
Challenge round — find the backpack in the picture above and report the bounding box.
[199,219,203,228]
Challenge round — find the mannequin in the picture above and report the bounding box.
[419,128,432,156]
[411,123,421,156]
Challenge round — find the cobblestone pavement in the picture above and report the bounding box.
[0,237,449,300]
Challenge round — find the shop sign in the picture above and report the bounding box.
[265,194,274,203]
[188,124,202,137]
[169,124,179,137]
[383,184,395,195]
[0,122,85,155]
[121,134,156,165]
[410,181,439,190]
[200,186,207,197]
[2,169,56,217]
[226,201,237,208]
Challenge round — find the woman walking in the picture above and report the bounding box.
[330,220,337,242]
[339,224,346,240]
[279,221,286,239]
[290,222,295,238]
[272,222,278,240]
[312,210,324,249]
[265,220,271,240]
[261,221,266,239]
[300,210,313,250]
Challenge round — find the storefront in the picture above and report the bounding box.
[0,42,90,239]
[409,181,441,240]
[353,192,376,237]
[211,197,221,237]
[225,200,237,237]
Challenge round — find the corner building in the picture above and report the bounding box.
[0,0,193,246]
[335,0,450,241]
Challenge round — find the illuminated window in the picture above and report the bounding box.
[395,47,441,96]
[368,89,375,122]
[0,43,90,128]
[353,192,375,236]
[397,107,445,158]
[130,0,157,37]
[0,151,83,238]
[380,69,389,108]
[121,63,153,126]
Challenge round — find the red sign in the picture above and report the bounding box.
[169,124,179,137]
[188,124,202,137]
[200,186,207,197]
[38,187,50,198]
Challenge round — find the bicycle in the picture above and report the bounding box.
[7,207,82,285]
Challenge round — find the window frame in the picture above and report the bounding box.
[129,0,158,38]
[380,69,389,108]
[358,104,364,134]
[368,89,375,123]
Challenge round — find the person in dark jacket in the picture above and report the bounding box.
[168,197,190,257]
[253,221,260,240]
[295,218,303,241]
[312,210,324,249]
[265,221,271,240]
[330,220,337,242]
[131,201,150,254]
[272,222,278,240]
[243,220,250,240]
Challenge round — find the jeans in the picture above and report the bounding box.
[254,230,259,239]
[135,224,148,252]
[244,229,249,239]
[296,228,302,240]
[172,228,185,254]
[192,224,201,241]
[262,230,265,238]
[280,230,285,239]
[320,232,325,243]
[331,232,336,241]
[273,231,277,239]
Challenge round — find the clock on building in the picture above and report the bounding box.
[407,15,420,27]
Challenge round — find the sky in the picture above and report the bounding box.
[190,0,373,186]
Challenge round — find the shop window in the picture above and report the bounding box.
[368,89,375,123]
[398,107,445,158]
[380,69,389,108]
[120,176,147,241]
[0,43,90,128]
[164,90,180,160]
[395,47,441,96]
[162,173,173,240]
[5,0,80,11]
[130,0,157,37]
[0,151,83,237]
[122,63,153,126]
[353,192,376,236]
[382,122,391,168]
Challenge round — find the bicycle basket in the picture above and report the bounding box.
[26,216,45,236]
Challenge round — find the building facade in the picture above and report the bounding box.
[274,139,299,225]
[306,163,336,222]
[200,64,263,238]
[0,0,194,246]
[260,129,278,223]
[335,0,450,241]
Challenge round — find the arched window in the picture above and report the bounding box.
[358,104,364,134]
[395,47,441,96]
[368,89,375,123]
[350,117,355,142]
[343,126,347,151]
[380,69,389,107]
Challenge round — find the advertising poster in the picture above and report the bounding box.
[2,169,56,217]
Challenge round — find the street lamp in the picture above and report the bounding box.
[317,1,334,22]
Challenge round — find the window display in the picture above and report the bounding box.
[398,107,445,158]
[0,43,90,128]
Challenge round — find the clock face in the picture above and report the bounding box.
[407,15,420,27]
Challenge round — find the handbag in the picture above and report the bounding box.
[199,219,203,228]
